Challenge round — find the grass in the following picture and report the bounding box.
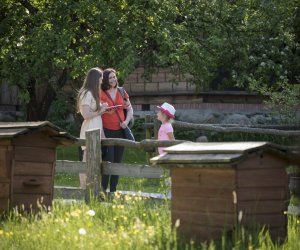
[0,196,299,250]
[2,142,300,249]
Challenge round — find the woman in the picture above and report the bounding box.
[77,67,108,188]
[100,68,133,193]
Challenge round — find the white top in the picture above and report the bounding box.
[79,91,103,149]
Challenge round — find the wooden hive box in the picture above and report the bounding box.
[0,121,75,213]
[151,142,296,242]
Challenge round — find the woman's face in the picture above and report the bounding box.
[108,72,117,88]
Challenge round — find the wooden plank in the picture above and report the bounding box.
[14,161,53,176]
[151,153,242,164]
[268,227,287,243]
[55,160,166,178]
[238,152,289,169]
[11,194,51,209]
[172,210,235,227]
[163,142,268,154]
[0,147,8,177]
[237,200,288,214]
[0,198,9,212]
[54,186,85,200]
[102,162,165,178]
[237,168,288,187]
[53,186,168,200]
[56,160,86,174]
[13,176,53,194]
[172,197,234,213]
[175,223,231,241]
[241,214,287,227]
[0,182,9,198]
[172,186,233,199]
[13,131,57,147]
[171,168,235,188]
[237,187,289,201]
[14,146,55,163]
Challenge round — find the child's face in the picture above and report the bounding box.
[157,110,167,122]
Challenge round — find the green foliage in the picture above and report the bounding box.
[1,0,299,122]
[47,97,77,136]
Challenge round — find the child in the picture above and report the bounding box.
[156,102,176,155]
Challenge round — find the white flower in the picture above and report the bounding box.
[87,210,95,217]
[79,228,87,235]
[238,210,243,223]
[260,62,266,67]
[175,219,180,228]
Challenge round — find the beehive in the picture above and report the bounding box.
[151,142,295,242]
[0,121,75,213]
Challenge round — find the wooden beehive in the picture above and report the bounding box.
[0,121,75,213]
[151,142,295,242]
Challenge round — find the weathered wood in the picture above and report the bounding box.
[53,186,168,200]
[171,168,235,188]
[174,120,300,137]
[54,186,85,200]
[85,129,102,202]
[172,210,235,227]
[237,168,288,187]
[14,146,56,163]
[0,180,9,198]
[55,160,167,178]
[13,131,58,147]
[13,176,53,194]
[238,200,288,214]
[172,197,234,213]
[102,162,166,178]
[236,187,289,201]
[14,161,53,176]
[56,160,86,174]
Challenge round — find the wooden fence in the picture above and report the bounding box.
[54,117,300,201]
[54,129,185,201]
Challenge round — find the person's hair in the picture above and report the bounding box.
[101,68,118,91]
[161,112,174,123]
[77,67,102,112]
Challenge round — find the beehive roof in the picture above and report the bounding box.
[0,121,76,144]
[151,141,296,166]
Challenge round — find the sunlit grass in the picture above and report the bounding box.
[0,196,299,250]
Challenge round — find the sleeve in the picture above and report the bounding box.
[164,123,174,134]
[80,91,93,106]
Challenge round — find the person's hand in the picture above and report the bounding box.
[120,121,127,129]
[100,102,109,114]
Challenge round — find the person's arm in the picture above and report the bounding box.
[80,105,101,120]
[167,132,175,140]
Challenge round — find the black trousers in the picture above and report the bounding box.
[102,128,125,192]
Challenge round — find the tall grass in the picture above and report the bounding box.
[0,195,299,250]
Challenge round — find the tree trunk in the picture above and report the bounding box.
[26,69,68,121]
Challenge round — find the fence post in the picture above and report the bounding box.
[85,129,102,202]
[145,114,152,139]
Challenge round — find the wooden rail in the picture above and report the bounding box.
[54,131,181,200]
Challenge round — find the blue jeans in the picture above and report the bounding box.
[101,128,125,192]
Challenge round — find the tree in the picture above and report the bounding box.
[1,0,299,125]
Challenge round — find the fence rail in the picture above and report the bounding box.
[54,118,300,201]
